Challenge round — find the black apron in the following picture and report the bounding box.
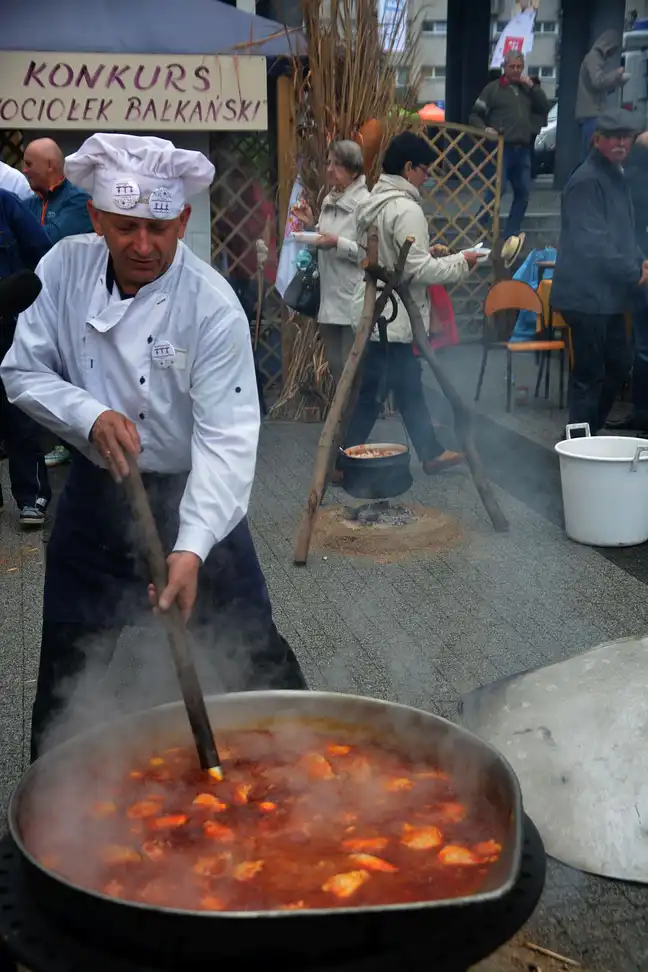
[40,455,305,696]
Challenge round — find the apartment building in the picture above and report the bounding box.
[400,0,561,105]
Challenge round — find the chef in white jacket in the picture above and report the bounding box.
[1,133,306,760]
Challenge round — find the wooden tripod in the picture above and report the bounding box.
[293,233,509,566]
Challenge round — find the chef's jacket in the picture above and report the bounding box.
[0,233,260,563]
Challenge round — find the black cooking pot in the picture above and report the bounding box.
[340,443,413,499]
[8,691,526,966]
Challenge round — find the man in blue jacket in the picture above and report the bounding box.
[23,138,94,468]
[0,189,52,525]
[22,138,93,243]
[552,110,648,433]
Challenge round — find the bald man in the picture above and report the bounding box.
[23,138,94,468]
[23,138,93,244]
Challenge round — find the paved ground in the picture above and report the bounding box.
[2,342,648,970]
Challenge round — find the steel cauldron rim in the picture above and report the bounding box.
[8,689,524,921]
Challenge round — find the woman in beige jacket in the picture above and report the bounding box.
[341,131,479,478]
[292,140,368,385]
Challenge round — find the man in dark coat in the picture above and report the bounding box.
[607,130,648,431]
[552,110,647,434]
[0,189,52,525]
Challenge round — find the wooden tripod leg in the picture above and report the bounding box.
[293,272,378,565]
[293,231,414,566]
[396,282,509,534]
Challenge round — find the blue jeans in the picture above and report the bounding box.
[484,144,531,239]
[580,118,597,159]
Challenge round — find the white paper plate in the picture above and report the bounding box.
[291,232,320,244]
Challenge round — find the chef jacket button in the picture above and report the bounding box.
[140,376,146,385]
[139,412,146,420]
[235,386,241,393]
[147,335,153,344]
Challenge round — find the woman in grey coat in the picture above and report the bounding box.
[292,140,369,385]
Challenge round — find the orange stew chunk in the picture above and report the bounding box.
[401,824,443,851]
[233,783,253,805]
[300,753,335,780]
[326,743,352,756]
[128,800,164,820]
[322,870,371,899]
[192,793,228,811]
[232,860,264,882]
[101,845,142,865]
[348,853,398,873]
[342,836,388,853]
[437,802,467,823]
[474,840,502,862]
[438,845,481,866]
[384,777,413,793]
[203,821,235,842]
[258,801,277,812]
[201,895,226,911]
[149,814,188,831]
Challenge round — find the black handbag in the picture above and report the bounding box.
[283,249,321,318]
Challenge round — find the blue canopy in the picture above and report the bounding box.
[1,0,304,58]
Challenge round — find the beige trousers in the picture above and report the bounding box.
[319,323,355,387]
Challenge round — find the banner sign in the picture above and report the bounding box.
[0,52,268,130]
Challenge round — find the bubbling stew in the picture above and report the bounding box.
[26,730,504,912]
[344,445,406,460]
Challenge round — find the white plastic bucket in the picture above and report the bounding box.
[555,423,648,547]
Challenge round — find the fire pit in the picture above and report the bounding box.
[0,818,544,972]
[312,503,462,562]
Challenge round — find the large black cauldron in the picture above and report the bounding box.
[7,691,537,968]
[339,443,413,499]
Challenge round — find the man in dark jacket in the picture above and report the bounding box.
[552,110,646,434]
[576,31,628,160]
[22,138,94,468]
[470,50,550,238]
[0,189,52,525]
[607,130,648,431]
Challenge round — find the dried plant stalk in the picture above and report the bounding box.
[275,0,420,420]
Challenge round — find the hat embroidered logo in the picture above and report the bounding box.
[148,186,174,219]
[112,178,140,210]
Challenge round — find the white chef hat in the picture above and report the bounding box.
[64,133,215,221]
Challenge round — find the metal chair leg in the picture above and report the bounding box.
[559,348,565,409]
[544,351,551,400]
[475,345,489,402]
[506,350,513,412]
[534,353,545,398]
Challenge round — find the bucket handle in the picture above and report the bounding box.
[630,445,648,472]
[565,423,591,439]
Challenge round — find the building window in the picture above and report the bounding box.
[535,20,558,34]
[422,19,447,34]
[395,66,410,87]
[496,20,508,33]
[539,65,556,79]
[422,65,446,80]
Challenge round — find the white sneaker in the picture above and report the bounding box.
[45,445,71,467]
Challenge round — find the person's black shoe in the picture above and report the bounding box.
[605,413,648,432]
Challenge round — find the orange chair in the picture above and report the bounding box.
[475,279,567,412]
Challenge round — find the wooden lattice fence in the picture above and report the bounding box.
[209,132,283,393]
[419,122,504,342]
[0,130,23,168]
